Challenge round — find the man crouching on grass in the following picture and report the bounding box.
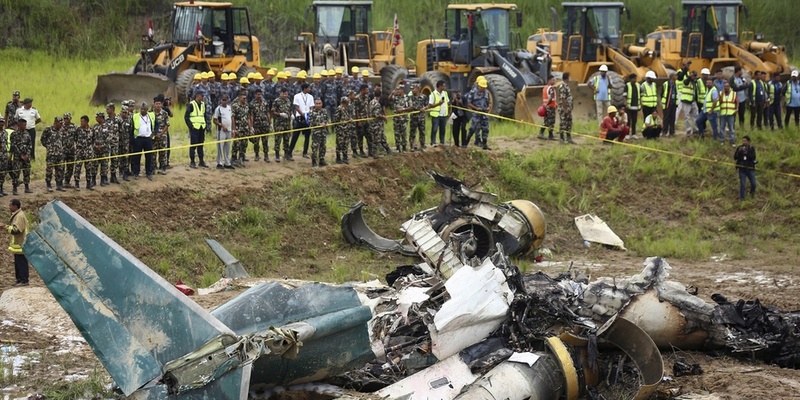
[599,105,629,143]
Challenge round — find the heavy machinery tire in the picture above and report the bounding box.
[176,68,200,105]
[419,71,449,96]
[588,71,625,108]
[380,65,408,103]
[237,65,257,80]
[484,74,516,118]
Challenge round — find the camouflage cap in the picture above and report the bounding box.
[106,102,115,109]
[346,90,355,96]
[340,96,349,103]
[95,112,106,119]
[63,112,72,119]
[12,91,20,97]
[54,116,64,123]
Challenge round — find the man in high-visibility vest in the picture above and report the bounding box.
[624,73,640,137]
[749,71,768,130]
[766,74,783,130]
[0,199,29,286]
[428,80,449,146]
[184,91,209,168]
[589,64,612,124]
[679,70,699,136]
[783,70,800,127]
[718,81,738,146]
[695,78,719,140]
[640,71,659,124]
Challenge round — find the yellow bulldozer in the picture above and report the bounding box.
[643,0,795,81]
[284,1,405,81]
[91,1,266,105]
[528,2,669,119]
[406,3,550,122]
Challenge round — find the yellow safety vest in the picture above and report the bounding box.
[641,82,658,108]
[720,91,737,116]
[696,82,706,103]
[704,87,718,113]
[132,112,156,131]
[189,100,206,129]
[625,82,640,109]
[787,81,800,103]
[680,79,694,103]
[593,75,612,100]
[429,91,449,117]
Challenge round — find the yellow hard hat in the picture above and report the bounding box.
[240,77,250,85]
[220,72,229,80]
[328,69,336,76]
[247,72,256,79]
[607,105,618,114]
[351,66,360,73]
[276,72,286,79]
[320,70,329,77]
[296,70,308,79]
[313,73,322,79]
[267,68,277,75]
[335,68,344,74]
[361,70,370,77]
[476,75,488,83]
[477,80,488,88]
[254,73,264,80]
[193,73,202,80]
[206,71,216,79]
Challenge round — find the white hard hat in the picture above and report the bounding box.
[645,71,656,79]
[599,65,609,72]
[700,68,710,75]
[792,70,799,77]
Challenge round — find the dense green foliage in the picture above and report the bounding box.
[0,0,796,61]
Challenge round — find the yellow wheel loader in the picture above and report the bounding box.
[643,0,794,81]
[528,2,669,120]
[406,3,550,123]
[91,1,265,106]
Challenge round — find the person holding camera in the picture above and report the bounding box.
[733,135,756,200]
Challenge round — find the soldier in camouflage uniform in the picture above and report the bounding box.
[249,89,271,162]
[117,103,132,180]
[333,96,353,164]
[151,97,170,174]
[390,86,412,152]
[90,112,112,188]
[10,118,33,194]
[5,91,21,126]
[271,88,292,162]
[72,116,94,190]
[408,84,428,151]
[538,75,558,140]
[345,91,359,157]
[308,98,329,167]
[558,73,575,144]
[368,90,390,158]
[467,81,491,150]
[41,117,66,191]
[105,103,122,184]
[354,84,371,157]
[61,113,77,187]
[230,91,252,167]
[323,71,338,118]
[0,118,9,195]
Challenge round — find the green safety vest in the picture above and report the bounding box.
[680,79,695,103]
[641,82,658,108]
[429,91,449,117]
[626,82,640,109]
[189,100,206,129]
[704,87,718,113]
[720,91,737,116]
[593,75,612,100]
[132,111,157,133]
[787,81,800,103]
[696,82,707,103]
[662,81,673,107]
[767,82,777,105]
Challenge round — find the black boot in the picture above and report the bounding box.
[312,160,318,168]
[87,178,94,190]
[12,184,18,195]
[74,181,80,191]
[56,182,66,192]
[24,184,32,194]
[343,154,349,164]
[100,176,109,187]
[46,182,53,192]
[92,177,97,188]
[359,148,366,157]
[254,152,260,161]
[285,151,294,161]
[336,153,342,164]
[319,159,328,167]
[111,173,120,184]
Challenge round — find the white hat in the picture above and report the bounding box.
[792,70,799,77]
[645,71,656,79]
[599,65,609,72]
[700,68,710,75]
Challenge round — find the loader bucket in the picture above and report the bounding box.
[513,86,540,124]
[91,72,177,106]
[571,82,598,123]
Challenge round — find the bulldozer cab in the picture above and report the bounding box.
[561,2,627,62]
[445,4,520,64]
[311,1,373,59]
[681,0,742,59]
[171,3,254,59]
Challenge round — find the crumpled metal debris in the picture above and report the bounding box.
[574,213,626,250]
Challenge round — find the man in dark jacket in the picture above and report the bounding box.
[733,135,756,200]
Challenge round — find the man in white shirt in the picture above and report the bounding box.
[212,94,234,169]
[290,83,314,160]
[14,98,41,161]
[130,102,156,179]
[428,80,449,146]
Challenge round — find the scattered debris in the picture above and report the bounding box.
[174,279,195,296]
[574,213,626,250]
[206,238,250,279]
[673,358,704,377]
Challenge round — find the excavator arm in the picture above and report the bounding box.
[723,42,771,75]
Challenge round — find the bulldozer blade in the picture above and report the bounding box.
[91,72,176,106]
[571,82,598,122]
[513,87,540,124]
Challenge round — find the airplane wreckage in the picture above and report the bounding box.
[23,173,800,399]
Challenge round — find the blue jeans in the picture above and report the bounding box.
[696,111,718,140]
[430,116,447,145]
[719,115,735,144]
[738,168,756,200]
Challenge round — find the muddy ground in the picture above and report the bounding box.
[1,135,799,399]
